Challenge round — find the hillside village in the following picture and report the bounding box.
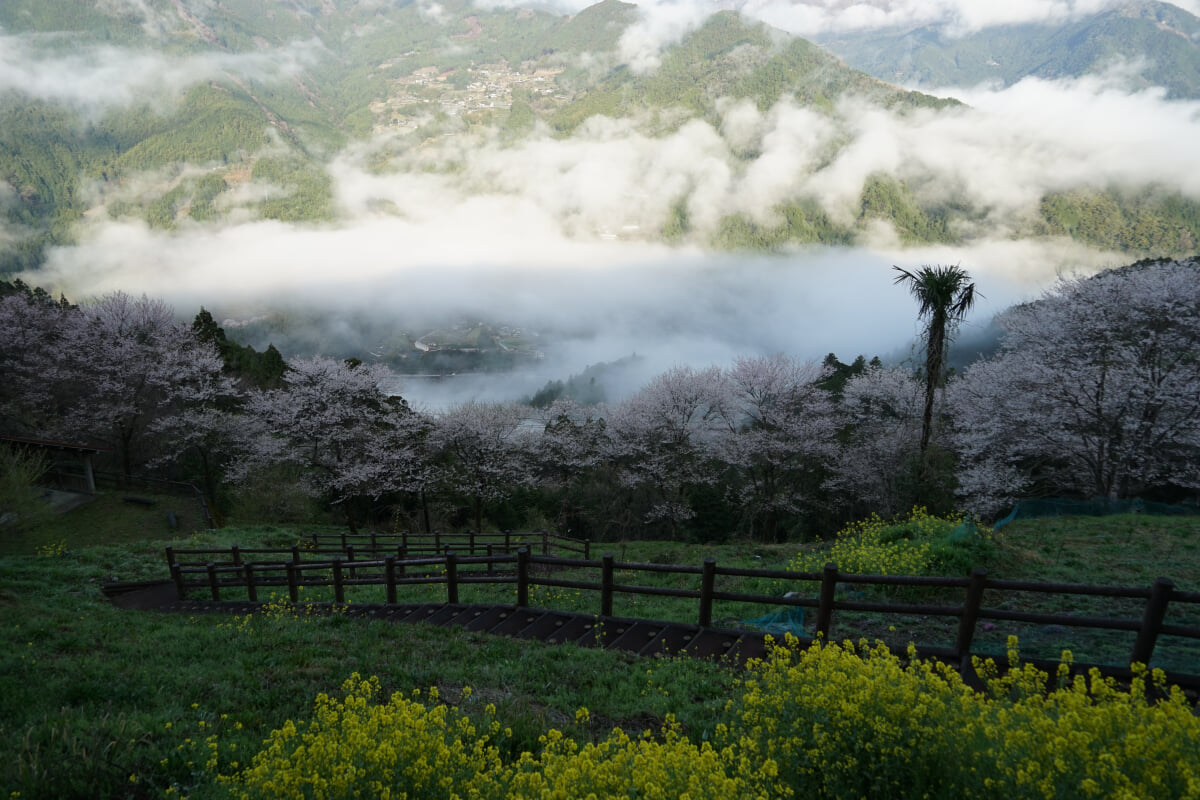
[371,58,568,131]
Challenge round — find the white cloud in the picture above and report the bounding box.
[12,3,1200,401]
[732,0,1200,37]
[0,34,323,117]
[34,203,1119,406]
[617,0,716,73]
[30,66,1200,300]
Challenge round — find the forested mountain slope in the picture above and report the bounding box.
[1,0,1198,275]
[818,1,1200,99]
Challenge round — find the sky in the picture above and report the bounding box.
[6,0,1200,404]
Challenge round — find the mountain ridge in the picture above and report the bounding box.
[1,0,1198,275]
[816,0,1200,98]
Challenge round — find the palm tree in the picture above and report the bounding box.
[893,264,978,454]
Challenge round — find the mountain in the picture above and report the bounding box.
[816,1,1200,99]
[1,0,1198,277]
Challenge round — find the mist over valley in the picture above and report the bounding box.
[3,0,1199,403]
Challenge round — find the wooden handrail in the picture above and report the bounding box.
[166,545,1200,684]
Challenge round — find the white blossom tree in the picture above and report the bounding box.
[722,355,837,541]
[832,365,926,516]
[529,398,611,533]
[232,356,404,530]
[432,401,532,533]
[607,365,731,537]
[362,402,439,532]
[950,258,1200,515]
[0,291,74,435]
[53,292,227,479]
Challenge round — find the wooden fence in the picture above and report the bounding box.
[305,530,590,558]
[164,545,1200,689]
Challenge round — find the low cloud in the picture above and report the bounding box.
[30,207,1114,408]
[466,0,1200,69]
[0,34,323,118]
[733,0,1200,37]
[333,70,1200,242]
[13,5,1200,404]
[616,0,717,73]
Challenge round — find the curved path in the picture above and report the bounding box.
[104,580,774,666]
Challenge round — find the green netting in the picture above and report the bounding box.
[993,497,1200,530]
[947,520,984,541]
[742,605,807,637]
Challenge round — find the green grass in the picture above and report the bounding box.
[0,491,216,558]
[2,501,1197,798]
[0,536,736,799]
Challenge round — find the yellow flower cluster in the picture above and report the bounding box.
[211,637,1200,800]
[728,635,1200,799]
[220,676,776,800]
[225,676,503,800]
[526,584,586,612]
[34,540,67,558]
[790,507,973,575]
[472,722,776,800]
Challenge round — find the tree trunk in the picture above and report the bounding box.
[920,311,947,455]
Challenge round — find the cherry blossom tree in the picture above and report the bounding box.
[232,356,404,530]
[431,401,532,533]
[53,292,227,479]
[362,403,438,532]
[0,291,75,435]
[722,355,837,541]
[606,365,731,537]
[950,258,1200,515]
[528,398,611,534]
[832,365,927,516]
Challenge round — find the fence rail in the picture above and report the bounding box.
[164,545,1200,689]
[307,530,589,558]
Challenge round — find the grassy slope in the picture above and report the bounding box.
[2,498,1198,797]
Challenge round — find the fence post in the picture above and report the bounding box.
[505,530,512,554]
[402,530,409,552]
[245,562,257,603]
[385,557,397,604]
[165,546,176,571]
[287,561,299,603]
[371,532,378,556]
[1131,577,1175,666]
[171,562,187,600]
[397,546,407,578]
[601,554,615,617]
[206,562,220,601]
[955,568,988,674]
[699,558,717,627]
[584,539,591,560]
[340,532,348,551]
[517,547,530,607]
[333,560,345,604]
[230,545,243,581]
[486,544,494,575]
[469,530,476,556]
[542,530,549,556]
[815,563,838,639]
[291,545,301,565]
[435,530,441,554]
[346,545,356,579]
[446,551,459,604]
